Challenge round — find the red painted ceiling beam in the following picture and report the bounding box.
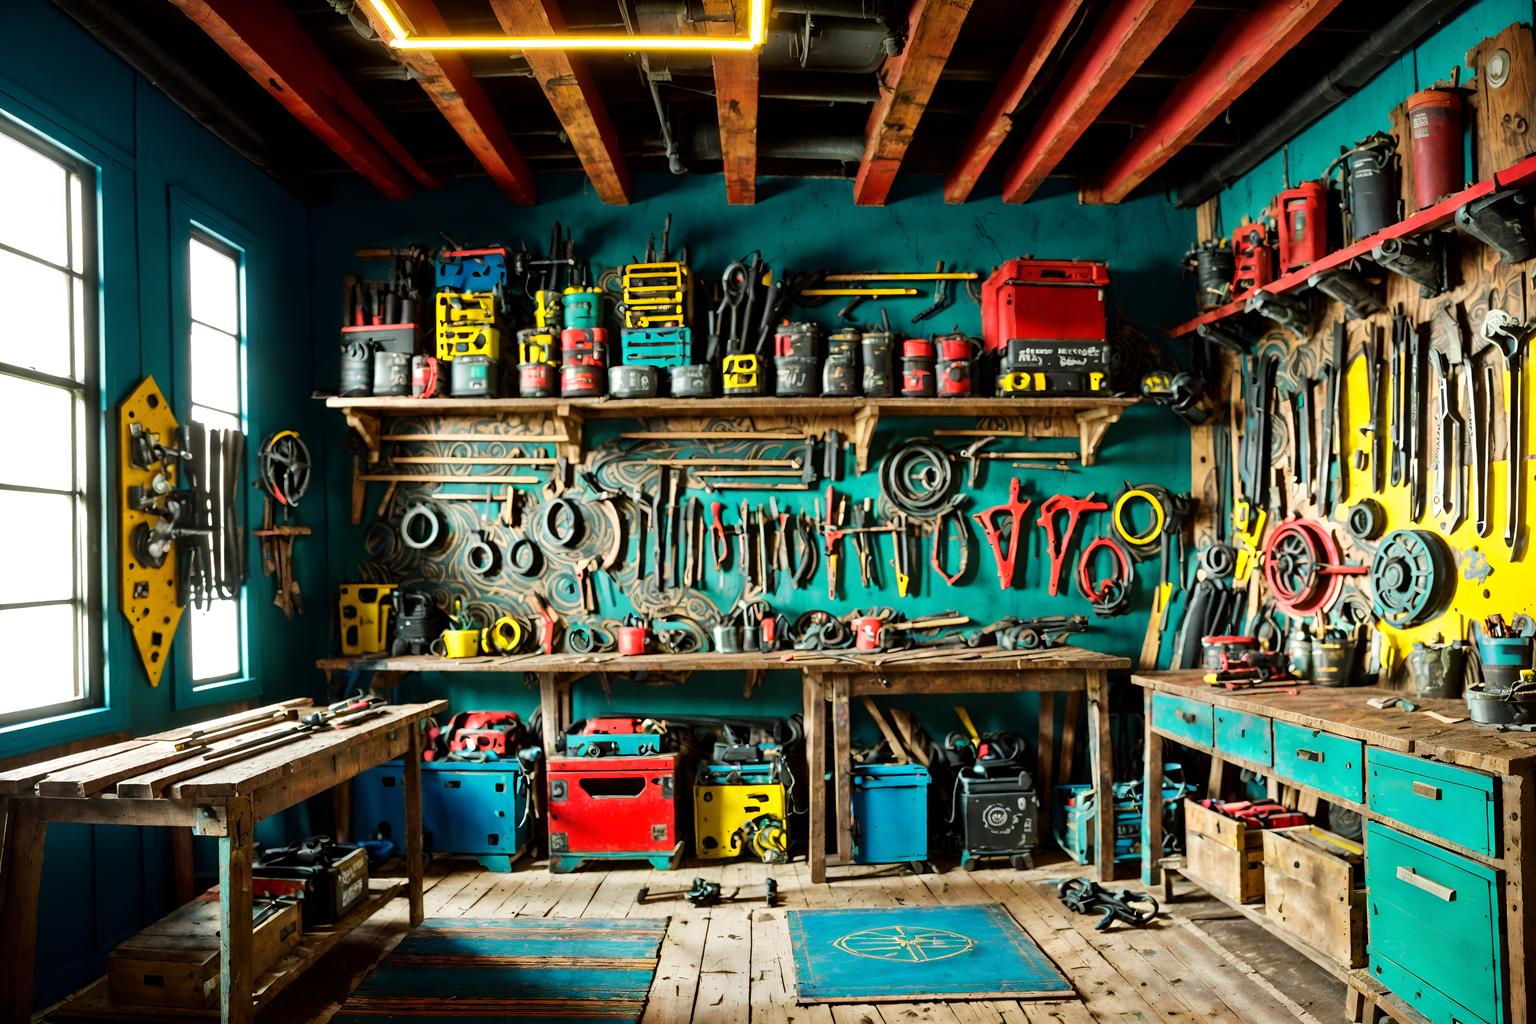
[943,0,1084,205]
[1001,0,1196,204]
[487,0,630,205]
[1082,0,1344,204]
[361,0,537,205]
[701,0,760,205]
[168,0,427,199]
[852,0,975,207]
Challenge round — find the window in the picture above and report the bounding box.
[0,116,101,727]
[185,230,247,685]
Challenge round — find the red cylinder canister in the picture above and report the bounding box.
[616,625,648,656]
[1405,88,1463,211]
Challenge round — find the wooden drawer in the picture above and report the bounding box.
[1184,799,1265,903]
[1151,693,1213,748]
[1366,822,1504,1024]
[1262,826,1364,968]
[1214,708,1272,767]
[1367,748,1498,857]
[1272,721,1362,803]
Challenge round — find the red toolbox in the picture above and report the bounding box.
[981,259,1109,352]
[546,753,683,873]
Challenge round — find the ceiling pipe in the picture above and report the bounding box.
[687,123,863,162]
[1175,0,1474,207]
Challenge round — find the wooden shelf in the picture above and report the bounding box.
[326,394,1137,471]
[1169,152,1536,338]
[45,879,406,1021]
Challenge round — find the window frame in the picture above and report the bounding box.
[0,111,104,732]
[169,192,260,710]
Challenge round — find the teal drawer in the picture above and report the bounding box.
[1272,721,1363,803]
[1213,708,1271,767]
[1366,822,1504,1024]
[1151,693,1212,748]
[1368,749,1497,857]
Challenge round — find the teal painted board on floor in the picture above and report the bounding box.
[331,916,668,1023]
[787,903,1073,1003]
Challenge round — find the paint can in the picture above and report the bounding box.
[560,363,605,398]
[372,349,411,396]
[1405,88,1464,211]
[1476,633,1532,691]
[1342,133,1399,240]
[823,330,861,396]
[450,355,497,397]
[1193,244,1236,310]
[562,287,602,330]
[669,363,713,398]
[339,340,374,397]
[609,364,659,399]
[774,355,820,397]
[518,362,556,398]
[1407,640,1468,700]
[1287,626,1313,679]
[861,331,894,396]
[854,616,886,652]
[616,625,648,656]
[1311,635,1360,687]
[712,624,742,654]
[411,354,441,398]
[900,338,936,397]
[774,322,820,359]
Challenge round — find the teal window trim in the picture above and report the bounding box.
[168,188,261,711]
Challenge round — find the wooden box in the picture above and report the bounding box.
[108,894,300,1009]
[1263,826,1366,968]
[1184,799,1265,904]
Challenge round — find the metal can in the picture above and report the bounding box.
[518,362,557,397]
[900,338,936,397]
[1405,88,1463,211]
[561,327,608,364]
[936,358,971,397]
[339,340,374,397]
[861,331,894,396]
[560,363,605,397]
[451,355,497,397]
[609,364,659,399]
[823,329,861,396]
[411,354,441,398]
[774,322,820,359]
[372,349,411,396]
[669,363,713,398]
[562,287,603,330]
[1343,133,1398,240]
[774,355,820,397]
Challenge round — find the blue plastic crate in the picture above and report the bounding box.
[351,759,534,872]
[435,249,508,292]
[851,763,930,865]
[1053,767,1190,866]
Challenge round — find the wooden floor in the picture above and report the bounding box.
[243,852,1343,1024]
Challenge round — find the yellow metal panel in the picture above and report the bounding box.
[118,376,182,687]
[693,779,786,860]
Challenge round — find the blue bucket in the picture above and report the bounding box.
[1477,635,1532,691]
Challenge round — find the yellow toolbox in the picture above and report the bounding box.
[622,262,692,328]
[693,763,789,862]
[338,583,397,655]
[436,291,499,327]
[436,324,501,362]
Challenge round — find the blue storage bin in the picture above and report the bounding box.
[351,759,534,872]
[851,763,930,865]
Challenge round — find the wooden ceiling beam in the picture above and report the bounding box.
[167,0,428,199]
[1000,0,1196,204]
[943,0,1084,204]
[1083,0,1345,204]
[700,0,760,205]
[487,0,630,204]
[852,0,975,207]
[361,0,537,205]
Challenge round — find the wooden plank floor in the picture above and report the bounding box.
[234,853,1343,1024]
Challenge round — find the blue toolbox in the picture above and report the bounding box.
[435,248,508,292]
[693,762,790,862]
[351,758,536,872]
[851,763,931,867]
[1054,766,1190,866]
[620,326,692,367]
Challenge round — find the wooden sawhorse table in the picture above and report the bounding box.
[0,698,445,1024]
[804,646,1130,883]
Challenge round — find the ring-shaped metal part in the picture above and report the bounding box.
[400,503,444,551]
[465,532,502,577]
[542,498,585,547]
[1113,487,1166,547]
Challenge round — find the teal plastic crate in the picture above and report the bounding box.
[351,759,535,872]
[851,763,930,866]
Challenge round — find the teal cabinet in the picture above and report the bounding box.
[1272,722,1363,803]
[1367,749,1498,857]
[1151,693,1212,748]
[1366,823,1504,1024]
[1213,708,1271,767]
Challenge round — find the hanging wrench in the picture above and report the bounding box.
[1481,307,1530,555]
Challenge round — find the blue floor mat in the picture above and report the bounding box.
[787,904,1074,1003]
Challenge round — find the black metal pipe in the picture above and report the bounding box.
[773,1,887,18]
[687,124,864,162]
[1175,0,1474,208]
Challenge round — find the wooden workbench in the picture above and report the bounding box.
[0,698,446,1024]
[1133,671,1536,1024]
[320,645,1130,884]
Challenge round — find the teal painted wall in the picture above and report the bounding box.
[307,175,1194,760]
[1214,0,1531,228]
[2,0,324,1003]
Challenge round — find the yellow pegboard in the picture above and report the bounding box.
[119,376,182,687]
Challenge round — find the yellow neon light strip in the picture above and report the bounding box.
[366,0,767,53]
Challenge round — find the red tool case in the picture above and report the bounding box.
[981,259,1109,352]
[546,753,684,872]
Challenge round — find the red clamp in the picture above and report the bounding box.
[972,479,1031,590]
[1077,536,1134,616]
[1038,493,1108,597]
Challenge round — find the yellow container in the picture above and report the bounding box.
[519,329,557,366]
[338,583,397,655]
[693,767,788,861]
[436,324,501,362]
[436,291,498,327]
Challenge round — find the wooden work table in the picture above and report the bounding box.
[321,644,1131,884]
[0,698,446,1024]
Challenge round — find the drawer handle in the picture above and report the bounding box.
[1296,748,1325,763]
[1177,711,1198,724]
[1397,866,1457,902]
[1412,781,1442,801]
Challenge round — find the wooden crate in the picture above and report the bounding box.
[1264,825,1366,968]
[108,894,300,1010]
[1184,799,1265,903]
